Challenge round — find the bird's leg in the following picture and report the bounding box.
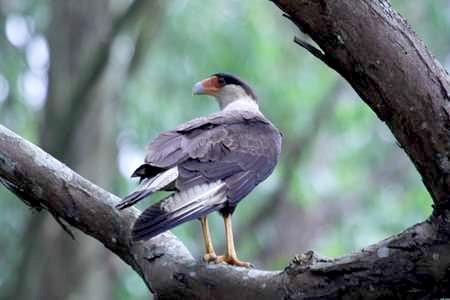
[199,216,217,263]
[216,213,251,267]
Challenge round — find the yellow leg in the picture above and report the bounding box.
[200,216,217,263]
[216,214,251,267]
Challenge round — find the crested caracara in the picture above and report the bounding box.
[116,73,282,267]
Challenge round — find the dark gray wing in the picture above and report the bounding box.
[126,111,282,241]
[176,115,281,204]
[141,110,281,200]
[116,115,216,210]
[142,111,251,167]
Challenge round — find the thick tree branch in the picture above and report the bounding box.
[2,124,450,299]
[0,125,280,299]
[272,0,450,207]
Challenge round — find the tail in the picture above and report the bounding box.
[116,167,178,210]
[132,181,227,241]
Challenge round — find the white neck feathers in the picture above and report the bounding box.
[222,97,260,113]
[215,84,259,112]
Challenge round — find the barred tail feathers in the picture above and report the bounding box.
[116,167,178,210]
[132,181,226,241]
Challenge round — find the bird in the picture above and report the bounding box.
[116,73,282,267]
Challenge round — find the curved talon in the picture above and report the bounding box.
[216,255,252,268]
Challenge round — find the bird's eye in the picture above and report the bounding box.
[218,77,226,86]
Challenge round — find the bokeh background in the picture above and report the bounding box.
[0,1,449,299]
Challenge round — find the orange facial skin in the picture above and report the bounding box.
[193,76,224,96]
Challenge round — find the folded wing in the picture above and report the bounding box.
[117,111,282,241]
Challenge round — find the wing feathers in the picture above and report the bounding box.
[145,132,186,167]
[116,167,179,210]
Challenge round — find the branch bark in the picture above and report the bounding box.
[0,125,281,299]
[1,123,449,299]
[272,0,450,207]
[2,0,450,298]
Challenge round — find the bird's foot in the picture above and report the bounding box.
[202,252,218,263]
[216,255,253,268]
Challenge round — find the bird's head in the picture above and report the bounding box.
[192,73,258,110]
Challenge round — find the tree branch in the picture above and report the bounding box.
[1,124,450,298]
[0,125,280,298]
[271,0,450,207]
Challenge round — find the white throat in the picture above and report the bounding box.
[223,97,260,113]
[215,85,259,112]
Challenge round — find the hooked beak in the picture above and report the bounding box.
[192,76,220,96]
[192,81,204,95]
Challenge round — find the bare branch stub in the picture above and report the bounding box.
[293,36,330,67]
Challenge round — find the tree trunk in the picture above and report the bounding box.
[13,1,120,299]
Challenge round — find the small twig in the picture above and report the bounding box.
[280,11,330,67]
[280,11,331,67]
[282,13,307,33]
[294,36,331,67]
[0,178,43,211]
[282,13,293,21]
[0,176,75,238]
[50,211,76,240]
